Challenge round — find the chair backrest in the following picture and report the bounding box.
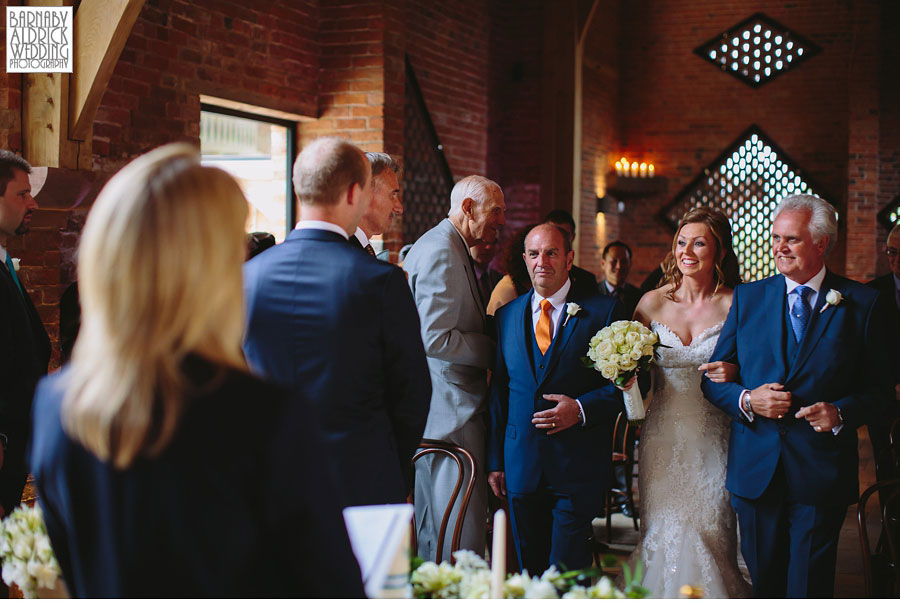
[612,411,632,455]
[410,439,477,564]
[858,477,900,597]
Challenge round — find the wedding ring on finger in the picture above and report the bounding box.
[551,422,556,428]
[777,415,783,419]
[815,425,822,432]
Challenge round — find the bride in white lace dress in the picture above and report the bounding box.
[623,208,752,598]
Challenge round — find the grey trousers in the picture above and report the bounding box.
[414,417,488,562]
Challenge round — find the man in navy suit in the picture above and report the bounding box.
[0,150,50,517]
[702,194,893,598]
[487,223,624,574]
[243,137,431,508]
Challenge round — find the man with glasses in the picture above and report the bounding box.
[867,223,900,482]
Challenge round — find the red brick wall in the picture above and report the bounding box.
[583,0,875,285]
[406,0,490,179]
[579,0,621,280]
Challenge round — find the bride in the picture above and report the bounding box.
[623,208,752,598]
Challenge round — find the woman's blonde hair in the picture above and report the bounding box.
[660,207,741,301]
[63,144,249,468]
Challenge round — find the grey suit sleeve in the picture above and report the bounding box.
[409,244,494,369]
[381,268,432,483]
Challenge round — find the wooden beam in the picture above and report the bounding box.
[68,0,144,141]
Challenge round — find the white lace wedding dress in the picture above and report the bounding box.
[624,321,752,598]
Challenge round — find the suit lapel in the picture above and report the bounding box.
[766,275,789,382]
[786,270,841,383]
[515,294,538,384]
[444,219,486,318]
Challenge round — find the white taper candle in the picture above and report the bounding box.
[490,508,507,598]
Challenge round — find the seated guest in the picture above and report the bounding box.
[867,222,900,481]
[599,240,642,319]
[246,231,276,260]
[470,240,503,306]
[487,223,537,316]
[28,145,364,598]
[545,209,599,299]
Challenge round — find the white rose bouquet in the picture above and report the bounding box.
[0,503,62,598]
[582,320,663,424]
[409,549,648,598]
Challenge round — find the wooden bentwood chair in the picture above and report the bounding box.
[858,476,900,597]
[606,411,639,542]
[409,439,477,563]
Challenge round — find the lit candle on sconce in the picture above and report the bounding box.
[639,162,647,178]
[630,162,638,177]
[648,163,655,177]
[615,161,623,176]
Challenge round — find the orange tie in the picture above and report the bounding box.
[536,299,553,354]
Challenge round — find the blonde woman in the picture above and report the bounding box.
[28,145,364,597]
[623,207,752,598]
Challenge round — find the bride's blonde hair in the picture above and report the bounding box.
[63,144,249,469]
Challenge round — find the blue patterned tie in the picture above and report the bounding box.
[790,285,812,343]
[4,255,24,296]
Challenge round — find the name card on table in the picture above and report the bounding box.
[343,504,413,598]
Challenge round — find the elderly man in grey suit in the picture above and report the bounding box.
[404,175,506,561]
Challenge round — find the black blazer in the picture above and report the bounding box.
[569,264,599,299]
[29,360,365,598]
[0,260,49,513]
[243,228,431,507]
[598,279,643,320]
[868,273,899,312]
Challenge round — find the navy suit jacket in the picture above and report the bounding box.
[242,228,431,507]
[29,360,365,597]
[0,261,50,512]
[702,271,893,505]
[488,291,625,496]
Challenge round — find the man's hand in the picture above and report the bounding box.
[488,471,507,498]
[749,383,792,419]
[615,375,637,391]
[795,402,841,432]
[698,361,739,383]
[533,394,581,435]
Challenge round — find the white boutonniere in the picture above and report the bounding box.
[819,289,843,313]
[563,302,581,327]
[10,258,19,272]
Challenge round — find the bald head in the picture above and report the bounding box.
[447,175,506,246]
[293,137,370,207]
[524,223,574,298]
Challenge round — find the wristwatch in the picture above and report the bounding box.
[741,390,753,416]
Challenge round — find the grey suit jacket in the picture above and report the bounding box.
[404,218,495,439]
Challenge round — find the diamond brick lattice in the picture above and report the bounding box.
[695,13,821,88]
[661,126,821,283]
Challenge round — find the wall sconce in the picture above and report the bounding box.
[597,195,625,214]
[614,156,655,178]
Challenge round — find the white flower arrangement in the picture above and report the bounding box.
[0,503,62,598]
[581,320,663,424]
[410,550,647,599]
[10,258,20,272]
[563,303,581,327]
[819,289,843,314]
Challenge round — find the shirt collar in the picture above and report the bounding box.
[0,245,6,263]
[353,226,369,248]
[893,273,900,292]
[784,264,826,295]
[294,220,349,239]
[603,280,618,294]
[531,279,572,313]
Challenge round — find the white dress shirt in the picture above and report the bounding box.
[353,226,369,248]
[530,279,585,424]
[294,220,349,239]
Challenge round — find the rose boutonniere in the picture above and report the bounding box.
[10,258,19,272]
[563,302,581,327]
[819,289,843,314]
